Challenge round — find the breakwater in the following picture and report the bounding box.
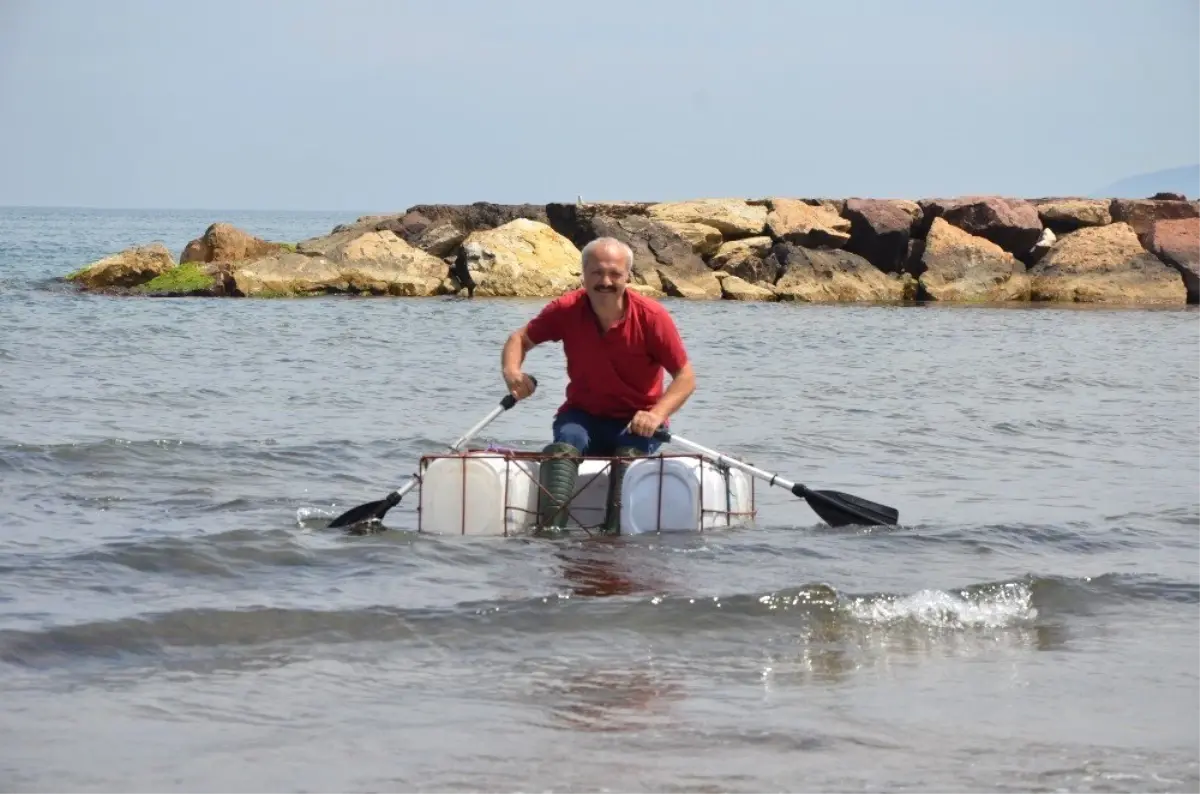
[64,194,1199,305]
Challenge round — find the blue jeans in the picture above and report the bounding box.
[552,407,664,456]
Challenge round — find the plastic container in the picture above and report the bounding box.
[418,453,539,536]
[418,452,754,536]
[619,456,755,535]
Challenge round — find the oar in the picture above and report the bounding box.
[651,428,899,528]
[327,377,537,530]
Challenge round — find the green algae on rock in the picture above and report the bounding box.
[136,262,219,296]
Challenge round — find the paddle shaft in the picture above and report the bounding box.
[386,398,513,501]
[327,379,536,530]
[652,429,800,491]
[651,427,899,527]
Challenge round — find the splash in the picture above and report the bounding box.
[843,581,1036,629]
[295,506,335,530]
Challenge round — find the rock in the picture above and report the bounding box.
[229,229,449,297]
[295,228,450,295]
[1034,198,1112,233]
[1109,198,1199,238]
[891,199,924,226]
[545,201,654,248]
[918,218,1031,302]
[456,219,582,297]
[919,196,1043,258]
[646,198,767,238]
[331,214,392,234]
[842,199,914,273]
[323,203,550,259]
[348,202,549,257]
[393,215,467,258]
[805,198,849,215]
[181,223,288,264]
[67,243,177,290]
[720,274,776,301]
[659,221,724,257]
[627,283,667,299]
[1151,192,1186,201]
[1142,218,1199,303]
[770,243,904,302]
[137,261,231,297]
[764,198,851,248]
[232,253,344,297]
[1029,222,1186,304]
[403,202,549,228]
[378,203,549,258]
[709,236,777,284]
[589,214,722,299]
[300,229,444,271]
[657,270,715,299]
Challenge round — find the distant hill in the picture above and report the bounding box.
[1092,164,1199,199]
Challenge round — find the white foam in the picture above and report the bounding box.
[845,582,1036,629]
[295,506,335,528]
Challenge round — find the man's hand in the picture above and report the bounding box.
[627,409,666,437]
[503,369,537,401]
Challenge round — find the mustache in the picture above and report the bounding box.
[592,284,618,292]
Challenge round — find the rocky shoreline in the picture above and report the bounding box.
[65,194,1199,305]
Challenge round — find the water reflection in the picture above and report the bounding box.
[553,537,670,598]
[532,663,686,734]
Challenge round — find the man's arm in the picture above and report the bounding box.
[651,361,695,420]
[501,326,538,400]
[628,308,694,437]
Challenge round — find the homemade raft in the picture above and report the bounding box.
[416,448,757,536]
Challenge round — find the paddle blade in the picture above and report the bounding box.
[794,485,899,528]
[327,492,401,530]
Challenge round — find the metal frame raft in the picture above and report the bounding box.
[415,448,758,536]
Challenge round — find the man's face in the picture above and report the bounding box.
[583,245,629,298]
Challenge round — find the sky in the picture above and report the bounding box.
[1,0,1197,212]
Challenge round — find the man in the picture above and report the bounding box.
[500,236,696,534]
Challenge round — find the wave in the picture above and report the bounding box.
[1,573,1192,668]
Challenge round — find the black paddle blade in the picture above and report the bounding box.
[794,485,899,528]
[327,491,401,530]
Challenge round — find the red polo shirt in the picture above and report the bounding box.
[524,288,689,419]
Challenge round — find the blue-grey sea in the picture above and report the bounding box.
[1,206,1197,792]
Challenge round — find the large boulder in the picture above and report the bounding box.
[658,221,724,257]
[708,236,777,284]
[1029,222,1187,304]
[382,202,549,258]
[842,199,915,274]
[718,274,776,301]
[919,196,1043,258]
[545,201,654,248]
[919,218,1031,302]
[645,198,767,238]
[295,228,450,295]
[67,243,177,290]
[589,214,722,299]
[456,219,582,297]
[326,203,549,259]
[231,253,345,297]
[1109,198,1199,238]
[181,223,288,264]
[770,243,905,302]
[764,198,851,248]
[1033,198,1112,233]
[230,229,450,297]
[1141,218,1199,303]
